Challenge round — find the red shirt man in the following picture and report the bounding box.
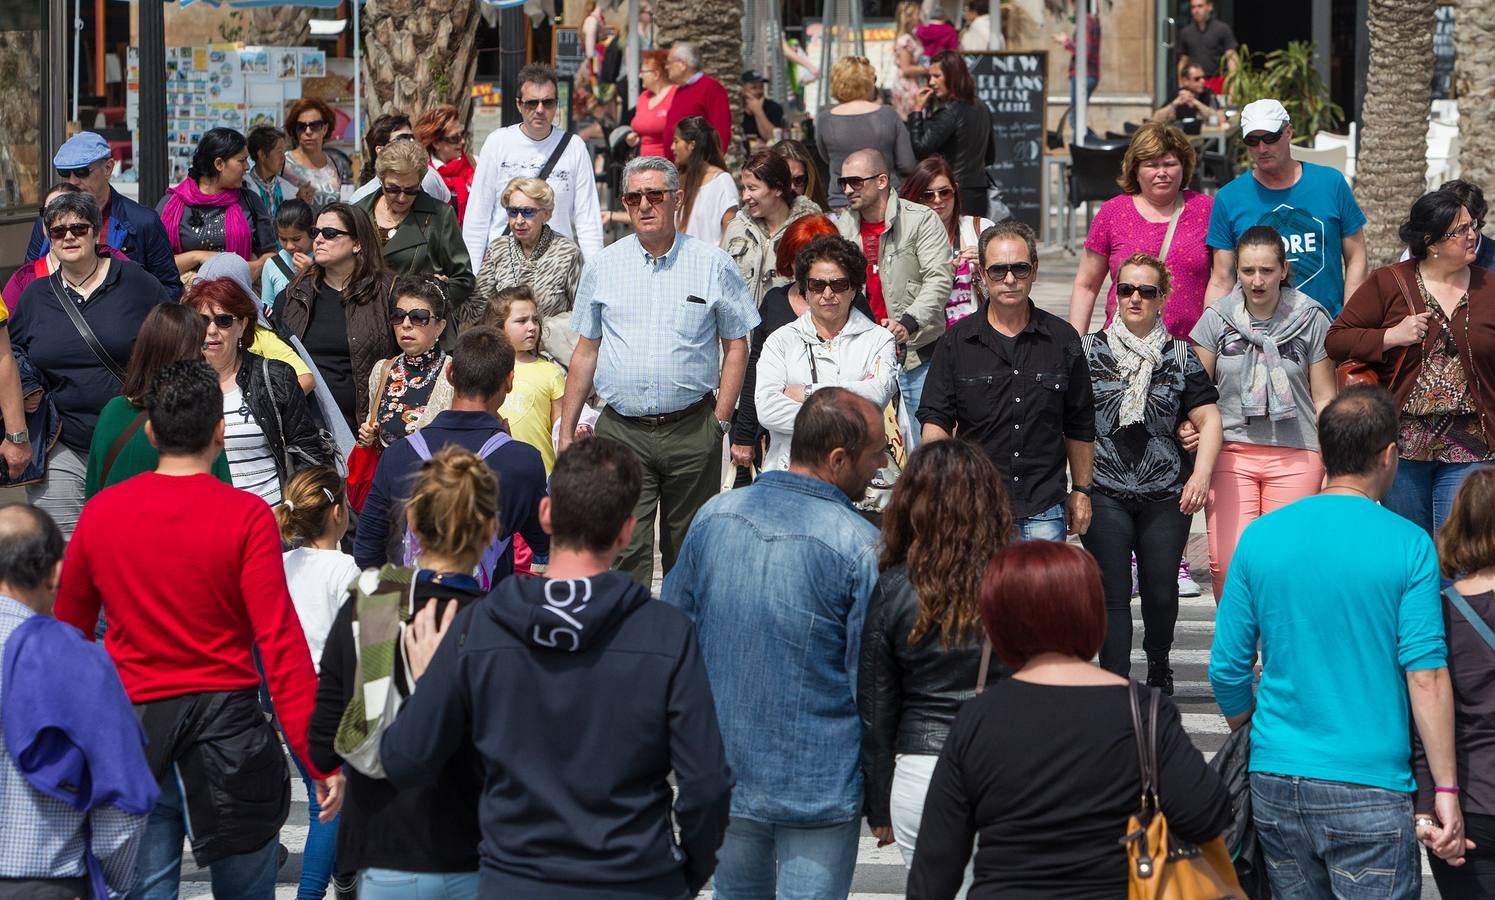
[663,43,733,155]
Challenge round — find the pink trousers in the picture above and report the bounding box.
[1205,442,1324,595]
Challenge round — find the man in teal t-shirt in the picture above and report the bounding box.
[1209,387,1468,897]
[1205,99,1367,317]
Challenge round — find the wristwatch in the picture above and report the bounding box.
[5,429,28,445]
[1070,483,1093,496]
[718,419,731,435]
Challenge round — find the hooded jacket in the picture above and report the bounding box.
[381,570,733,897]
[722,194,823,307]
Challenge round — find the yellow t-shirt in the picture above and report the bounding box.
[500,358,566,473]
[250,326,312,377]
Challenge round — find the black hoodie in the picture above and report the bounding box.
[381,570,734,898]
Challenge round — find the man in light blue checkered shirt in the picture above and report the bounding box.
[560,155,759,586]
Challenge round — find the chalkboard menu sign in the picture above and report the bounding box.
[966,51,1047,232]
[553,26,585,81]
[1433,5,1455,100]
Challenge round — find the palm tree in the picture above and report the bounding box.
[1355,0,1436,267]
[1457,0,1495,191]
[362,0,483,125]
[246,8,311,46]
[656,0,744,164]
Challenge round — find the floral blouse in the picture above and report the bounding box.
[375,348,446,447]
[1398,269,1490,462]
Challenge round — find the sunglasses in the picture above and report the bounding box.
[922,187,955,201]
[806,277,853,295]
[1115,282,1162,300]
[56,162,96,180]
[520,97,559,111]
[293,120,328,133]
[390,307,436,326]
[791,174,808,189]
[1242,129,1286,147]
[200,312,239,329]
[311,226,352,240]
[439,131,467,144]
[382,183,423,197]
[506,206,542,219]
[46,223,92,240]
[837,174,882,192]
[985,262,1034,280]
[620,189,670,208]
[389,133,417,143]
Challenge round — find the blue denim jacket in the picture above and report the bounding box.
[663,470,880,825]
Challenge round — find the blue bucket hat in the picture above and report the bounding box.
[53,132,113,170]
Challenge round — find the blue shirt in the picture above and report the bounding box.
[662,471,879,824]
[1209,495,1446,792]
[1206,161,1366,316]
[573,231,758,417]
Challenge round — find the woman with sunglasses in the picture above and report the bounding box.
[187,276,333,504]
[415,104,476,223]
[358,276,454,450]
[755,234,898,472]
[899,157,993,326]
[156,128,277,284]
[722,151,823,307]
[11,191,168,537]
[907,51,992,216]
[354,139,476,326]
[815,56,914,210]
[1079,253,1221,693]
[672,116,738,248]
[1328,188,1495,538]
[283,98,344,209]
[274,203,397,430]
[3,183,130,313]
[772,139,829,212]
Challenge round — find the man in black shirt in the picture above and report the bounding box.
[917,221,1096,540]
[1177,0,1238,90]
[1153,64,1222,130]
[741,70,784,146]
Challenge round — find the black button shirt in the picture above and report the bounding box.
[917,302,1096,519]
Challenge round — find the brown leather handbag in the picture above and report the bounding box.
[1335,266,1419,389]
[1122,683,1245,900]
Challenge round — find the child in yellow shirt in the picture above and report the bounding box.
[484,285,566,474]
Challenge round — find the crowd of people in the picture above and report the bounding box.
[0,9,1491,900]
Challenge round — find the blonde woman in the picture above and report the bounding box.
[815,56,915,209]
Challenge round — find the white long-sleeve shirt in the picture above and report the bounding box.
[462,124,604,266]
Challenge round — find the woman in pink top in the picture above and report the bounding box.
[627,49,676,158]
[1068,123,1213,341]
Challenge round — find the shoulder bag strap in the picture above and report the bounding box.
[261,355,290,476]
[974,639,991,695]
[408,430,431,461]
[1385,265,1422,385]
[477,430,513,457]
[538,131,576,182]
[1157,197,1185,263]
[270,253,294,280]
[1444,586,1495,654]
[101,409,148,486]
[47,274,125,383]
[1146,685,1162,799]
[367,357,396,431]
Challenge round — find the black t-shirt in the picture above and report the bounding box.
[303,281,355,424]
[741,98,785,141]
[1177,17,1238,77]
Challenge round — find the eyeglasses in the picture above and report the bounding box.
[791,174,808,190]
[293,120,328,133]
[200,312,239,329]
[56,162,96,180]
[389,307,436,326]
[1115,282,1162,300]
[389,133,417,143]
[922,187,955,201]
[439,131,466,145]
[837,174,883,192]
[620,189,670,208]
[985,262,1034,280]
[382,183,423,197]
[806,277,853,295]
[506,206,541,219]
[311,226,352,240]
[46,223,92,240]
[1242,129,1286,147]
[1441,221,1478,241]
[519,97,559,111]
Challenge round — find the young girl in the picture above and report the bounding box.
[275,466,360,900]
[484,285,566,475]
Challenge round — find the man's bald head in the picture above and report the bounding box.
[842,149,888,178]
[0,504,64,608]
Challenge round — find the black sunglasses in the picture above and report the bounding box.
[56,162,96,180]
[311,226,352,240]
[200,312,239,329]
[806,277,853,295]
[837,173,883,192]
[985,262,1034,280]
[382,183,423,197]
[620,189,669,208]
[1115,282,1162,300]
[1242,129,1286,147]
[791,174,809,189]
[520,97,559,111]
[293,119,328,133]
[390,307,436,326]
[389,133,416,143]
[46,223,92,240]
[439,131,467,144]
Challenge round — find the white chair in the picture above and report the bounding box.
[1426,120,1461,191]
[1291,143,1349,183]
[1313,130,1356,182]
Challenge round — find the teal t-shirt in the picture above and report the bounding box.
[1209,494,1445,792]
[1206,161,1367,317]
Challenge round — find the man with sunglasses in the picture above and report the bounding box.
[662,43,733,157]
[918,221,1097,541]
[23,132,183,300]
[1204,99,1367,317]
[464,64,604,266]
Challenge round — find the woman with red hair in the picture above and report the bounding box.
[900,156,994,325]
[415,105,475,223]
[282,97,344,208]
[907,541,1231,898]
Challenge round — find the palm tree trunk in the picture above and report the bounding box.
[246,9,312,46]
[1356,0,1436,268]
[655,0,744,165]
[363,0,482,126]
[1457,0,1495,190]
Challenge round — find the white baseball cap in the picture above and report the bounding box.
[1239,99,1290,138]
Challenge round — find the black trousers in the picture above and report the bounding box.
[1079,489,1191,677]
[1430,811,1495,896]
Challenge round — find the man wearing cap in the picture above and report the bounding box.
[741,70,784,147]
[1204,99,1366,317]
[24,133,184,301]
[663,43,734,157]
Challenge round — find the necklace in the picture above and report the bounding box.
[1322,483,1373,500]
[61,255,102,293]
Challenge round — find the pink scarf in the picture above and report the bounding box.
[159,178,254,260]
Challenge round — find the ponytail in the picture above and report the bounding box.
[275,466,346,546]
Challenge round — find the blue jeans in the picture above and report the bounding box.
[129,769,279,900]
[1382,458,1484,539]
[1013,502,1066,542]
[358,868,479,899]
[288,749,339,899]
[899,359,931,452]
[712,816,861,900]
[1250,772,1421,899]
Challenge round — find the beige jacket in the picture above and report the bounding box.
[836,197,954,370]
[722,194,824,307]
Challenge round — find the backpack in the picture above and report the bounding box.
[402,430,514,589]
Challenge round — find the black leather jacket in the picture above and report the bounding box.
[234,353,334,486]
[907,99,995,212]
[857,563,1000,827]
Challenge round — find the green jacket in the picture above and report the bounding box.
[836,197,953,370]
[85,395,233,498]
[354,190,479,326]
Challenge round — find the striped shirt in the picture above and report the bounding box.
[223,388,281,505]
[573,231,758,417]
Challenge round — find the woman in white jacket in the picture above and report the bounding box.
[756,235,900,471]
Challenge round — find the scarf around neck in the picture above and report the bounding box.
[159,177,253,259]
[1107,315,1170,427]
[1221,285,1322,422]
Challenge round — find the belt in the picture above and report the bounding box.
[608,393,713,427]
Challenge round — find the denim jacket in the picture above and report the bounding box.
[663,470,880,824]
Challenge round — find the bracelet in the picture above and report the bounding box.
[1435,785,1460,794]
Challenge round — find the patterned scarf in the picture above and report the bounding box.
[1107,315,1170,427]
[1223,286,1321,422]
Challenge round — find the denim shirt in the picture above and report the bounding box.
[663,470,880,824]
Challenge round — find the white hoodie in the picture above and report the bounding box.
[755,308,899,472]
[463,124,604,266]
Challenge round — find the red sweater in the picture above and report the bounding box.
[55,472,327,779]
[664,73,734,157]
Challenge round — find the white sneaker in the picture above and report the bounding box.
[1177,559,1201,598]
